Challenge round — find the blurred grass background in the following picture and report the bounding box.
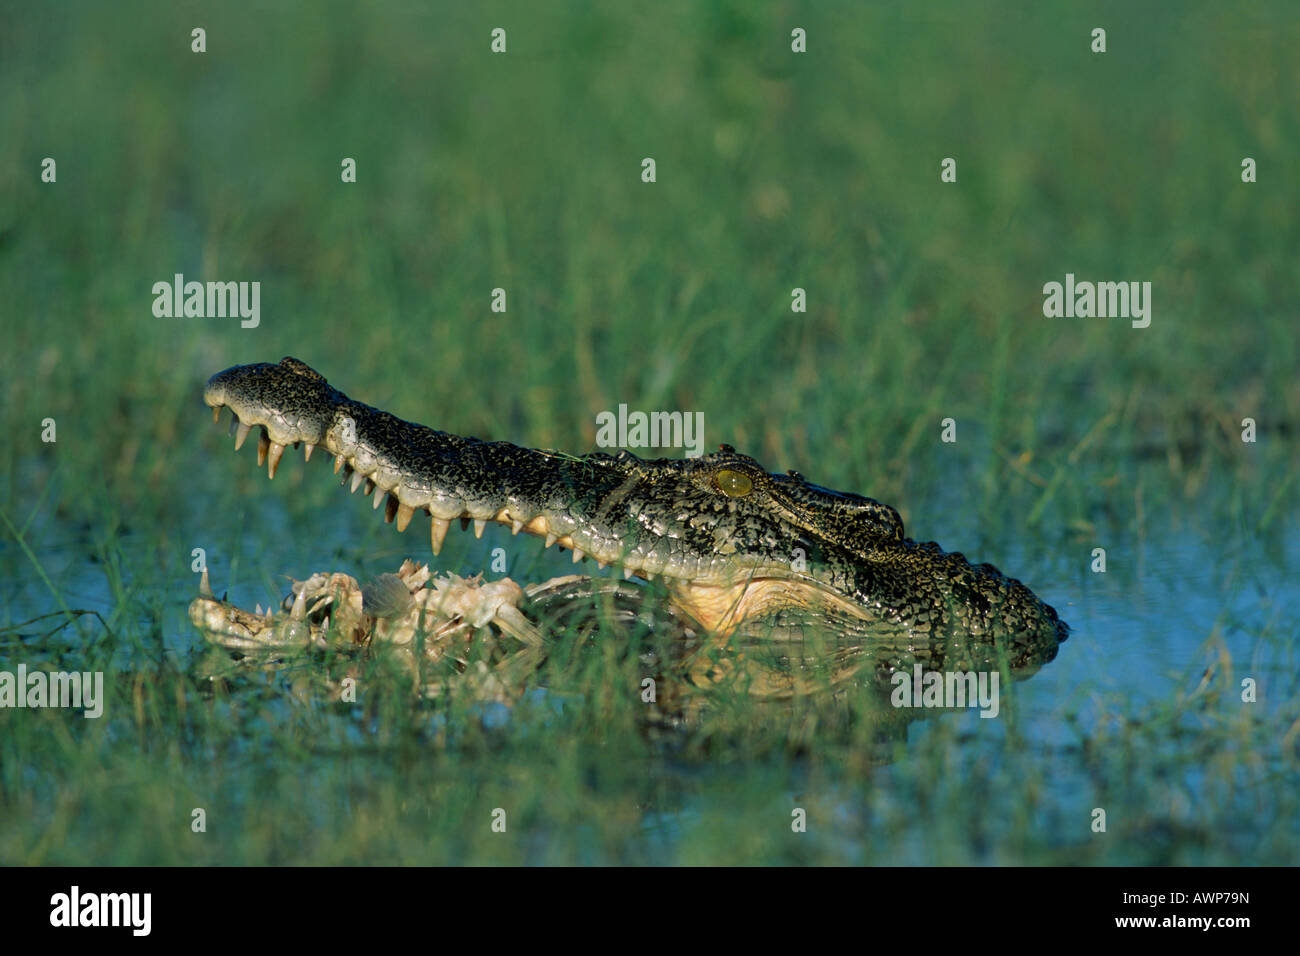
[0,0,1296,864]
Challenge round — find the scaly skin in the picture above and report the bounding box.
[199,356,1068,689]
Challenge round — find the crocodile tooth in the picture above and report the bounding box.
[350,471,364,493]
[257,431,271,466]
[596,559,607,570]
[430,517,450,555]
[572,548,585,563]
[267,441,285,478]
[199,568,214,598]
[544,533,558,548]
[303,443,314,462]
[333,454,344,474]
[234,422,252,450]
[384,494,399,523]
[291,588,306,620]
[459,517,470,532]
[623,567,635,580]
[213,406,221,424]
[255,603,264,616]
[395,503,415,532]
[511,519,524,535]
[373,486,386,510]
[363,478,375,496]
[473,519,486,539]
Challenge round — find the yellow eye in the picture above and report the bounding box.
[715,468,754,498]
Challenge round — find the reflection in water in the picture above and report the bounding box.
[189,561,1062,764]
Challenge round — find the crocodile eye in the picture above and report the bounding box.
[714,468,753,498]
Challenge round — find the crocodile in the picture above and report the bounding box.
[193,356,1068,701]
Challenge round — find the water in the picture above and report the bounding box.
[3,458,1296,864]
[7,472,1296,723]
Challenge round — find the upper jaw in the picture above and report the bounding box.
[204,365,334,449]
[205,392,813,604]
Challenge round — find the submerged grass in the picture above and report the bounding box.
[1,0,1297,864]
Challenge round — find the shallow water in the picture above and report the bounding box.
[10,473,1295,721]
[4,455,1296,864]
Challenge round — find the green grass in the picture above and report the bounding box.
[1,0,1297,864]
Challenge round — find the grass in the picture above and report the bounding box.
[0,0,1297,864]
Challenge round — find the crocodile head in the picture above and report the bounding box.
[203,357,1068,684]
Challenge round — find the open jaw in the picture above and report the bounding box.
[202,358,875,638]
[201,357,1069,682]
